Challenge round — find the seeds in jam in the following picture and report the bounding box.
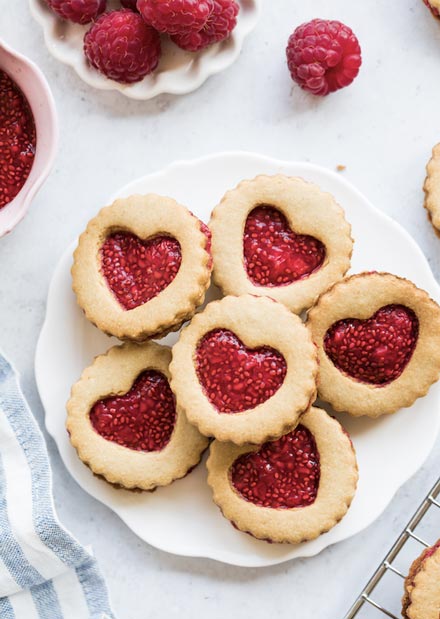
[0,70,36,210]
[89,370,176,451]
[195,328,287,413]
[101,232,182,310]
[324,304,419,385]
[231,425,320,509]
[243,205,326,287]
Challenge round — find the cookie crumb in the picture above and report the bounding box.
[337,165,346,172]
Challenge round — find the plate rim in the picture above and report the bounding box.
[28,0,262,100]
[35,151,440,567]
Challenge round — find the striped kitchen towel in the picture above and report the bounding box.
[0,352,115,619]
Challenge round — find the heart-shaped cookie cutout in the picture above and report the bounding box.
[195,328,287,414]
[101,232,182,310]
[243,205,326,287]
[231,425,320,509]
[90,370,176,451]
[324,304,419,385]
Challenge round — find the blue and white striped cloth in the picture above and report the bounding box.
[0,353,115,619]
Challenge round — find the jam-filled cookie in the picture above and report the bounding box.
[424,143,440,236]
[422,0,440,18]
[67,341,209,491]
[209,175,353,314]
[207,406,358,544]
[72,194,212,341]
[307,272,440,417]
[403,540,440,619]
[170,295,318,445]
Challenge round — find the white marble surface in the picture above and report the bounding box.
[2,1,440,617]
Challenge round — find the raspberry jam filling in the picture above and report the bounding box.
[231,425,320,509]
[424,0,440,17]
[422,540,440,561]
[101,232,182,310]
[199,220,213,269]
[324,304,419,385]
[89,370,176,452]
[195,329,287,413]
[243,205,326,287]
[0,70,36,210]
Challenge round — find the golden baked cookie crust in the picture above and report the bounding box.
[424,143,440,236]
[72,194,212,341]
[209,175,353,314]
[170,294,318,445]
[207,407,358,544]
[426,0,440,13]
[307,272,440,417]
[67,341,209,491]
[403,541,440,619]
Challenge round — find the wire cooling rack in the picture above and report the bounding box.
[344,477,440,618]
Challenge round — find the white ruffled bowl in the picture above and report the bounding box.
[29,0,261,100]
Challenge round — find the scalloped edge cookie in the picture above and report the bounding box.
[72,194,212,341]
[207,406,358,544]
[67,341,209,491]
[307,272,440,417]
[424,143,440,236]
[209,175,353,314]
[170,294,318,445]
[402,540,440,619]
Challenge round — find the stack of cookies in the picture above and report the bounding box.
[67,174,440,544]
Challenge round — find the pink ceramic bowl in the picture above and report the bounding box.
[0,38,58,237]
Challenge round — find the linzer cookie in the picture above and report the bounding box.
[67,341,209,491]
[423,0,440,18]
[209,175,353,314]
[307,272,440,417]
[72,194,212,341]
[170,294,318,445]
[402,540,440,619]
[424,143,440,236]
[207,407,358,544]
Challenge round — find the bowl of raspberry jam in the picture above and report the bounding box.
[0,38,57,236]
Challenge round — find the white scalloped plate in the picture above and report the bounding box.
[29,0,260,99]
[35,152,440,567]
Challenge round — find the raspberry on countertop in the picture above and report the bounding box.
[286,18,362,96]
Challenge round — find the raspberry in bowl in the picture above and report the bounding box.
[84,9,162,84]
[137,0,214,35]
[0,39,57,237]
[44,0,106,24]
[171,0,239,52]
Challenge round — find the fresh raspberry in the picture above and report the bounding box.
[120,0,138,9]
[45,0,106,24]
[137,0,213,35]
[84,10,161,83]
[171,0,238,51]
[423,0,440,18]
[286,18,362,96]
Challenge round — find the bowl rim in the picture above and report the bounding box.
[0,38,58,237]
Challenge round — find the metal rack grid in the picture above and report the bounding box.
[344,477,440,619]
